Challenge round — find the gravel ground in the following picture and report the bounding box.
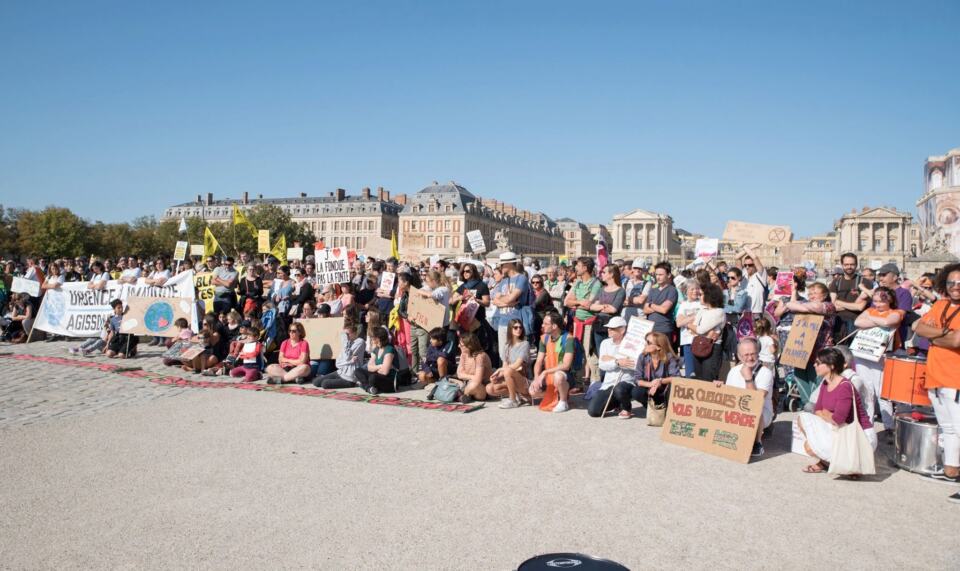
[0,341,957,569]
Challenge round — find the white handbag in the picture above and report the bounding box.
[828,381,876,476]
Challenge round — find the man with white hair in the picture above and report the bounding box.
[543,266,566,313]
[721,337,774,458]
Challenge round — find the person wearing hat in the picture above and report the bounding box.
[491,252,531,360]
[875,263,915,342]
[587,316,636,418]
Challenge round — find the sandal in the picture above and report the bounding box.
[618,411,632,420]
[802,462,827,474]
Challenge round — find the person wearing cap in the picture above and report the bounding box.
[876,263,915,344]
[587,316,635,418]
[491,252,531,360]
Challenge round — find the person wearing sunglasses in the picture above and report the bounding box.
[488,318,531,408]
[912,264,960,500]
[265,321,312,384]
[736,245,767,319]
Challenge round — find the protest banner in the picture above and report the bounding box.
[780,314,824,368]
[173,241,188,261]
[466,230,486,254]
[408,287,447,330]
[194,272,215,313]
[377,271,396,297]
[850,327,893,363]
[773,271,794,297]
[694,238,718,259]
[120,296,195,337]
[660,377,765,464]
[299,317,344,360]
[33,280,126,337]
[258,230,271,253]
[12,276,40,297]
[286,247,304,261]
[125,270,196,301]
[615,317,654,365]
[722,220,792,246]
[314,248,351,286]
[780,243,805,267]
[190,244,204,257]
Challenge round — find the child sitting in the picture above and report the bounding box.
[105,299,138,358]
[417,327,453,389]
[229,323,263,382]
[162,318,195,367]
[70,319,110,357]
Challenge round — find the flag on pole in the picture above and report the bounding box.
[204,227,223,257]
[390,231,399,260]
[178,217,187,234]
[232,205,258,238]
[271,235,287,264]
[595,234,609,273]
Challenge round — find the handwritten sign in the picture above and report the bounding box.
[377,271,396,297]
[694,238,718,259]
[11,276,40,297]
[190,244,204,257]
[615,317,654,365]
[774,271,794,297]
[466,230,486,254]
[258,230,271,254]
[173,241,188,262]
[286,247,304,261]
[299,317,345,360]
[723,220,792,246]
[120,296,195,337]
[194,272,215,314]
[780,314,824,368]
[407,287,447,330]
[314,248,351,286]
[850,327,893,363]
[660,377,765,464]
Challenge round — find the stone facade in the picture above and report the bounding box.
[833,206,921,268]
[556,218,596,258]
[610,209,682,265]
[162,188,403,251]
[917,147,960,258]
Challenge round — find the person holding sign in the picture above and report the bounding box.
[722,338,775,458]
[773,282,836,407]
[796,348,877,475]
[853,287,905,431]
[529,312,575,413]
[912,264,960,497]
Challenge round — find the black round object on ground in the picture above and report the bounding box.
[518,553,629,570]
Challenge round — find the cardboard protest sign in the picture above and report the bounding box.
[179,344,206,360]
[190,244,204,257]
[722,220,792,246]
[377,271,396,297]
[364,235,394,259]
[694,238,718,259]
[257,230,271,253]
[660,377,765,464]
[33,280,126,337]
[299,317,345,360]
[194,272,215,313]
[314,248,351,286]
[162,340,195,360]
[120,296,195,337]
[407,287,447,330]
[780,314,824,368]
[11,276,40,297]
[466,230,486,254]
[850,327,893,363]
[773,271,794,297]
[286,247,304,261]
[615,318,654,365]
[173,241,188,261]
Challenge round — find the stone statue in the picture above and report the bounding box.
[923,226,950,255]
[494,228,511,251]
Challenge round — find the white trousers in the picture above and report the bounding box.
[855,358,894,430]
[929,387,960,467]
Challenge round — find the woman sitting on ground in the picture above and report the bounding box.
[613,331,680,419]
[265,321,312,384]
[796,347,876,475]
[450,332,492,404]
[313,322,367,389]
[356,326,402,395]
[488,318,531,408]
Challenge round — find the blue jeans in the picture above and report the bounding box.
[681,345,695,378]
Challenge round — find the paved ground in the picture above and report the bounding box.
[1,340,957,570]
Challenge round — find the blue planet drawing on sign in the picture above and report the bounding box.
[44,290,67,327]
[143,301,175,333]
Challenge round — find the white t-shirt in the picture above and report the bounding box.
[693,307,725,342]
[676,299,702,346]
[120,267,142,281]
[745,269,768,314]
[725,365,774,428]
[758,335,776,365]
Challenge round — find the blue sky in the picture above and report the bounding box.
[1,0,958,238]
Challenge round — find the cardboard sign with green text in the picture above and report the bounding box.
[660,378,765,464]
[780,314,824,368]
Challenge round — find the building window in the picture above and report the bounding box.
[444,220,451,231]
[453,236,459,248]
[888,239,896,253]
[453,220,460,232]
[428,220,435,231]
[443,236,450,248]
[874,239,882,250]
[334,221,340,231]
[427,236,434,248]
[859,239,867,250]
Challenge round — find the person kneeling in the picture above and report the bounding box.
[721,337,774,457]
[588,317,637,418]
[529,312,575,413]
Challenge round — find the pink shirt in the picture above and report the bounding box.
[280,339,310,362]
[814,379,871,429]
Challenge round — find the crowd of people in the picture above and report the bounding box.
[1,248,958,503]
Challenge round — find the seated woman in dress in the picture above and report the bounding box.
[796,347,877,475]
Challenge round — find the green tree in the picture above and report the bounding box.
[0,205,22,257]
[88,222,135,259]
[17,206,90,258]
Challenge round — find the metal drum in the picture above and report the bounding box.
[894,412,942,475]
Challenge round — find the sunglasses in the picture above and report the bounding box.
[743,264,755,268]
[531,281,542,285]
[512,325,523,330]
[947,280,960,288]
[288,329,299,333]
[726,275,739,280]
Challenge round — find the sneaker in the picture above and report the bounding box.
[553,401,570,413]
[68,348,80,355]
[921,472,960,486]
[498,398,519,409]
[949,492,960,504]
[266,377,282,385]
[751,442,765,458]
[460,394,474,404]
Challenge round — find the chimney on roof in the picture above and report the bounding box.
[336,188,346,201]
[394,193,407,205]
[258,193,263,200]
[206,192,213,206]
[362,187,371,200]
[243,191,249,205]
[432,181,439,185]
[378,187,389,201]
[196,194,202,204]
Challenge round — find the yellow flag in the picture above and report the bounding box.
[232,205,258,238]
[204,227,223,257]
[271,235,287,264]
[391,230,399,260]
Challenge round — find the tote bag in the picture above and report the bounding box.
[828,381,876,476]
